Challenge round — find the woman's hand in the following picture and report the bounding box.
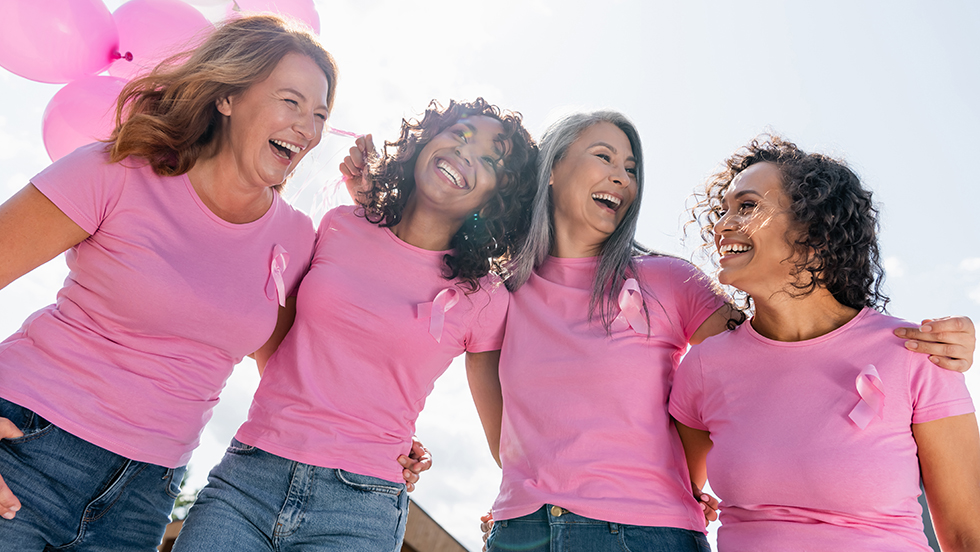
[338,134,375,205]
[0,417,24,519]
[397,435,431,492]
[693,483,719,526]
[895,316,975,372]
[480,510,493,552]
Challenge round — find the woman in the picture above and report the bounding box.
[0,15,336,550]
[474,113,975,552]
[171,98,537,551]
[670,137,980,551]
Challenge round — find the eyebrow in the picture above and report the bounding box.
[590,141,636,164]
[279,87,328,111]
[461,120,506,159]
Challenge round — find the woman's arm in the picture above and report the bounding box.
[913,413,980,551]
[0,183,89,289]
[0,183,89,518]
[674,420,713,490]
[895,316,975,372]
[466,350,503,467]
[691,303,742,345]
[250,296,298,376]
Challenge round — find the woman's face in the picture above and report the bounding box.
[217,52,329,189]
[549,122,638,250]
[713,162,801,297]
[412,115,509,222]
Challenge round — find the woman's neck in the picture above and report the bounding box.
[750,287,861,342]
[550,222,605,258]
[390,196,463,251]
[187,155,273,224]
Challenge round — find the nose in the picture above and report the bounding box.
[294,112,317,141]
[610,162,630,188]
[714,208,737,235]
[454,145,472,167]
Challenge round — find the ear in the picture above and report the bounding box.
[216,96,233,117]
[548,171,554,187]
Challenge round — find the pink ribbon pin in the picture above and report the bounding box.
[266,244,290,307]
[610,278,649,334]
[848,364,885,429]
[417,288,460,343]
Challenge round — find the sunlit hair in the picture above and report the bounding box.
[107,14,337,187]
[361,98,538,292]
[505,111,656,331]
[691,135,888,312]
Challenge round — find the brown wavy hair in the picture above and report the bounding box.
[691,135,888,312]
[107,15,337,183]
[359,98,538,292]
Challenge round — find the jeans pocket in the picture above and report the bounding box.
[164,466,187,499]
[334,469,403,496]
[225,438,257,456]
[0,397,54,445]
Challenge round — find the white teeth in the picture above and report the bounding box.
[271,139,301,153]
[719,243,753,256]
[436,160,465,188]
[591,192,621,208]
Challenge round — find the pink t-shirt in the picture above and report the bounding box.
[669,308,976,552]
[493,255,726,529]
[0,143,314,468]
[235,206,509,483]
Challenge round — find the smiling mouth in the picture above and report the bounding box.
[719,243,753,257]
[270,139,301,161]
[436,159,466,189]
[592,192,622,211]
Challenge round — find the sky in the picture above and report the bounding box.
[1,1,978,550]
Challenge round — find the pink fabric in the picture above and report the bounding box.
[0,143,315,468]
[493,255,726,529]
[235,206,508,482]
[669,308,976,551]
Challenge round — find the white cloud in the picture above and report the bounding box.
[883,256,906,277]
[969,284,980,307]
[960,258,980,272]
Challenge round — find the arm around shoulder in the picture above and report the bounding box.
[0,184,89,290]
[251,296,297,375]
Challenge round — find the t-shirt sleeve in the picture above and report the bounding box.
[667,259,728,342]
[908,353,975,424]
[464,281,509,353]
[669,346,709,431]
[29,143,125,235]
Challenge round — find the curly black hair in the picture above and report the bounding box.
[359,98,538,292]
[690,135,888,312]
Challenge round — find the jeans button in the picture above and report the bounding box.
[550,505,563,517]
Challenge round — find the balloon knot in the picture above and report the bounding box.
[113,51,133,62]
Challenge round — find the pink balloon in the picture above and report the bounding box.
[230,0,320,34]
[42,76,128,162]
[110,0,213,81]
[0,0,119,84]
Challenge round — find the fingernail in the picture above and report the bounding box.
[894,328,907,337]
[701,503,707,510]
[930,356,940,365]
[906,341,918,350]
[2,512,13,520]
[920,324,932,332]
[398,457,408,465]
[700,494,709,501]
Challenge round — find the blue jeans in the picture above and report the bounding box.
[487,506,711,552]
[0,396,184,551]
[172,439,409,552]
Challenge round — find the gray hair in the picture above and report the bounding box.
[506,110,655,330]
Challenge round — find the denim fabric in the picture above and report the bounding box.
[487,506,711,552]
[0,396,184,551]
[172,439,409,552]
